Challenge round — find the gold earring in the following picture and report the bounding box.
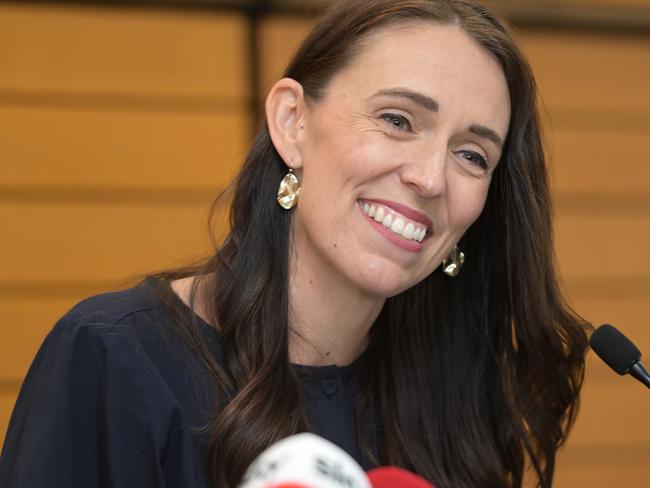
[442,245,465,277]
[276,169,301,210]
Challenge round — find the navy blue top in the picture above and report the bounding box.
[0,279,376,487]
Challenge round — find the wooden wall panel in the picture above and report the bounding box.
[569,377,650,445]
[1,203,218,283]
[556,214,650,277]
[549,130,650,195]
[554,463,650,488]
[0,3,249,99]
[257,16,315,99]
[570,294,650,339]
[0,107,247,189]
[556,0,650,8]
[530,295,650,484]
[0,2,249,450]
[519,31,650,112]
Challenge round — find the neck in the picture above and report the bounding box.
[173,273,381,367]
[287,241,384,367]
[171,240,385,367]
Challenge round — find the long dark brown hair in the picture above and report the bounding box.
[154,1,590,487]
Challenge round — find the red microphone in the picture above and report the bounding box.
[367,466,434,488]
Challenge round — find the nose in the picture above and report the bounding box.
[399,144,447,198]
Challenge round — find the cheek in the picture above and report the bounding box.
[304,111,395,179]
[298,142,389,217]
[449,181,490,232]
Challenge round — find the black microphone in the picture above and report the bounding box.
[589,324,650,389]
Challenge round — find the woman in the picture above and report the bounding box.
[0,1,590,487]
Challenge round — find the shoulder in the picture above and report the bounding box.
[14,277,218,441]
[1,279,214,486]
[34,281,164,377]
[61,278,165,332]
[36,280,182,387]
[50,278,208,357]
[32,278,220,414]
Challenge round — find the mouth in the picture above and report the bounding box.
[357,199,430,243]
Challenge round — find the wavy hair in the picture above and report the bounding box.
[154,1,590,487]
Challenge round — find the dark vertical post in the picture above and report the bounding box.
[244,0,270,138]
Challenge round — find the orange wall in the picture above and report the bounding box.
[1,3,649,485]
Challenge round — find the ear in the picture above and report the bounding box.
[265,78,307,170]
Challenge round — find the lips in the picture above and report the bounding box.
[358,200,429,242]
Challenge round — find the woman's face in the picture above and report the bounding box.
[291,22,510,298]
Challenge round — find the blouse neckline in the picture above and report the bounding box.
[146,276,367,384]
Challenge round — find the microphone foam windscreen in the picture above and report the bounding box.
[589,324,641,375]
[238,433,371,488]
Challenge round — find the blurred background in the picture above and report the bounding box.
[0,0,648,485]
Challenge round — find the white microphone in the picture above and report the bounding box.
[238,433,371,488]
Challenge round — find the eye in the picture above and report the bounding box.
[380,113,413,132]
[456,149,489,170]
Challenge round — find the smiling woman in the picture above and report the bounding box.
[0,1,590,488]
[269,23,510,309]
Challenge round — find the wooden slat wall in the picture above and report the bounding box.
[552,0,650,8]
[0,1,250,448]
[520,29,650,486]
[2,3,649,485]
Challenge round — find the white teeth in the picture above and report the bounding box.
[360,200,428,243]
[373,206,385,222]
[391,218,405,234]
[402,222,414,239]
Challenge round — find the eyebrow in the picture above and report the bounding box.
[469,124,504,148]
[369,88,439,112]
[370,87,504,147]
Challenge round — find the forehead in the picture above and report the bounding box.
[323,21,511,134]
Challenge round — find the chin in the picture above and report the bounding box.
[351,258,424,299]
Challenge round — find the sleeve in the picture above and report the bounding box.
[0,311,205,487]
